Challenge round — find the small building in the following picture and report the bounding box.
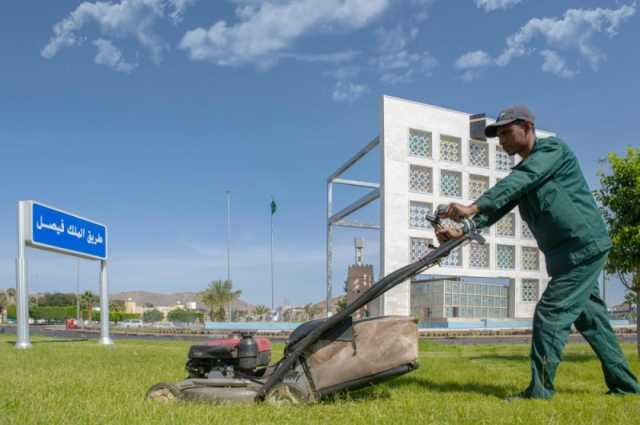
[124,298,144,315]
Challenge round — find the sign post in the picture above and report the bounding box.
[15,200,112,349]
[15,202,30,349]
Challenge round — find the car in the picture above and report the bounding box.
[152,321,175,329]
[120,319,144,328]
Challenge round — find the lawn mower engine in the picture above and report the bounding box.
[185,334,272,379]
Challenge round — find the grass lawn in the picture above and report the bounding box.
[1,335,639,425]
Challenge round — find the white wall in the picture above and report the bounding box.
[378,96,552,318]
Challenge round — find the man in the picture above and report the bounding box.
[436,106,640,399]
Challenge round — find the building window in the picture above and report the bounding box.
[441,247,462,267]
[442,280,508,318]
[496,244,515,269]
[469,140,489,168]
[440,170,462,198]
[408,129,432,158]
[470,243,490,268]
[496,212,516,237]
[496,146,515,171]
[522,247,540,271]
[522,279,539,302]
[410,237,433,262]
[440,135,462,162]
[522,222,534,239]
[409,165,433,193]
[469,174,489,200]
[409,201,433,229]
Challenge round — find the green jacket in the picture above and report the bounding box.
[473,137,611,276]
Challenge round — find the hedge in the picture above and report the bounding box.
[5,305,140,322]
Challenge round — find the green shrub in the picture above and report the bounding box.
[6,305,140,322]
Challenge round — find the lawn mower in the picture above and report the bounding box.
[146,207,485,405]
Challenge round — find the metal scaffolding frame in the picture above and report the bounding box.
[326,137,381,316]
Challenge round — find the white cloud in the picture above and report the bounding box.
[460,69,484,82]
[475,0,523,12]
[455,4,636,80]
[332,80,368,103]
[168,0,198,24]
[93,38,137,72]
[496,4,636,68]
[410,0,436,21]
[540,49,577,78]
[41,0,193,65]
[278,50,359,63]
[455,49,492,69]
[372,26,438,84]
[325,65,367,103]
[327,66,359,80]
[455,50,491,82]
[179,0,390,66]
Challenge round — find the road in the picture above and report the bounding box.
[1,325,636,346]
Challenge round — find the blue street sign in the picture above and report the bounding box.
[28,202,107,260]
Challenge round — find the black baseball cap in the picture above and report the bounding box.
[485,106,535,138]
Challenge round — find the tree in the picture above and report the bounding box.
[0,292,8,323]
[142,309,164,323]
[167,308,201,323]
[6,288,16,305]
[199,280,242,322]
[283,308,292,322]
[253,305,270,321]
[39,292,76,306]
[336,296,348,313]
[231,309,248,322]
[303,303,321,321]
[211,307,226,322]
[110,299,125,312]
[624,291,638,308]
[595,146,640,356]
[80,291,99,322]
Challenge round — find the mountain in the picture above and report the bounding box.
[111,291,255,311]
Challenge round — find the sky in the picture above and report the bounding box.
[0,0,638,307]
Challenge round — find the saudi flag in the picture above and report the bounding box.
[271,199,277,215]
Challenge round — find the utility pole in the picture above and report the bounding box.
[225,190,232,321]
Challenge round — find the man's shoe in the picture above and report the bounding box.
[505,391,531,402]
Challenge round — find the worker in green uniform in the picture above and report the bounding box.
[436,106,640,399]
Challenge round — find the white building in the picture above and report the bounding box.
[327,96,554,320]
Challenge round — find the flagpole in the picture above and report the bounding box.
[270,198,275,312]
[225,190,231,283]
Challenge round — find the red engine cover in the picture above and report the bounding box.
[206,337,271,353]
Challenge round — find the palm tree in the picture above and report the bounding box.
[199,280,241,322]
[335,296,348,313]
[253,305,270,321]
[0,292,8,324]
[303,303,320,321]
[6,288,16,305]
[80,291,99,323]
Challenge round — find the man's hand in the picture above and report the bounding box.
[442,203,479,222]
[435,226,464,244]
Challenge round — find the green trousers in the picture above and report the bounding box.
[525,252,640,399]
